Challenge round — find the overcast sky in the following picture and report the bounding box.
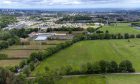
[0,0,140,9]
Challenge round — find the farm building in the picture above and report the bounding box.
[29,32,73,41]
[50,34,74,40]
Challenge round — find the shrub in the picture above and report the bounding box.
[119,60,135,73]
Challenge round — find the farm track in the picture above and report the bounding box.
[26,73,140,79]
[62,73,140,78]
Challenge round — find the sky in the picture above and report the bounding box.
[0,0,140,9]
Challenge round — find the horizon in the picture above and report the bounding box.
[1,0,140,9]
[0,8,140,10]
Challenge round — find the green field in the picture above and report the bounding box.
[57,74,140,84]
[100,23,140,34]
[7,45,55,50]
[0,40,65,67]
[56,75,106,84]
[33,39,140,75]
[0,50,40,58]
[107,74,140,84]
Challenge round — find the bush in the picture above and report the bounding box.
[99,60,110,73]
[0,41,9,49]
[136,34,140,38]
[109,61,118,73]
[23,66,31,76]
[119,60,135,73]
[19,60,27,68]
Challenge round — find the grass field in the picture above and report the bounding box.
[56,74,140,84]
[0,50,40,58]
[7,45,55,50]
[33,39,140,75]
[0,59,22,67]
[1,42,56,58]
[33,40,67,45]
[56,75,106,84]
[106,74,140,84]
[100,23,140,34]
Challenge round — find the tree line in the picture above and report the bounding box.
[56,15,92,23]
[66,60,135,75]
[43,60,135,76]
[1,60,134,84]
[46,27,84,32]
[131,22,140,27]
[0,67,27,84]
[33,60,135,84]
[86,30,140,40]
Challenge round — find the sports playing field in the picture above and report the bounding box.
[100,23,140,34]
[33,39,140,75]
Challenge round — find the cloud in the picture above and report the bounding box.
[0,0,140,8]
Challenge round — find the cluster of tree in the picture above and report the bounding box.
[0,31,19,50]
[0,38,19,50]
[46,27,84,32]
[131,22,140,27]
[9,28,38,38]
[0,67,27,84]
[0,15,17,28]
[87,27,101,33]
[87,27,97,33]
[0,31,12,40]
[56,15,92,23]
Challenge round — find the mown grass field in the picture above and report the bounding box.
[100,23,140,34]
[106,74,140,84]
[33,39,140,75]
[56,74,140,84]
[56,75,106,84]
